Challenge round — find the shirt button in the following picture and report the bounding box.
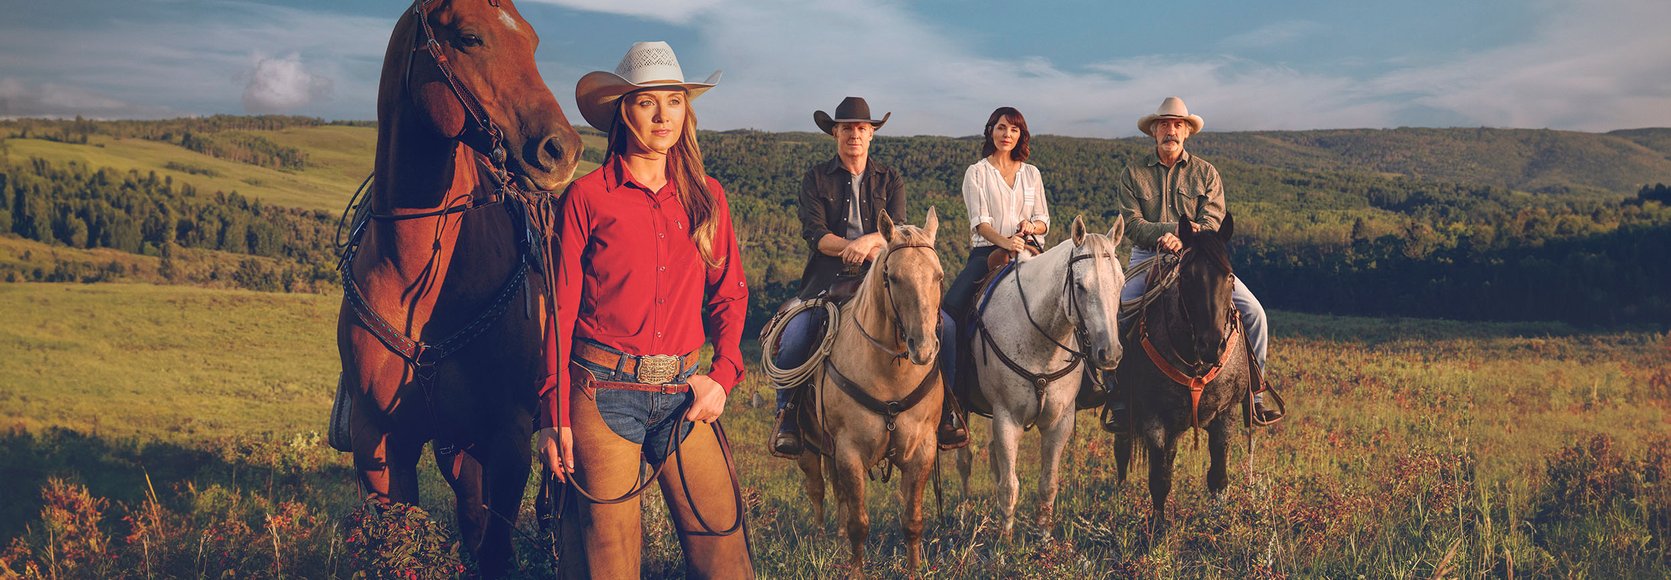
[656,332,663,338]
[658,233,665,238]
[657,298,665,304]
[659,266,666,271]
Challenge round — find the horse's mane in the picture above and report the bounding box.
[888,225,934,247]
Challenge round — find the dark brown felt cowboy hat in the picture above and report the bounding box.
[814,96,890,135]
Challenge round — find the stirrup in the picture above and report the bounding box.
[1251,389,1287,427]
[936,412,969,450]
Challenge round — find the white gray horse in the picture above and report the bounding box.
[956,216,1125,536]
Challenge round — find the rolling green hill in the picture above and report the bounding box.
[1189,127,1671,197]
[0,122,607,214]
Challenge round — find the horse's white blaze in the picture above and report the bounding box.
[498,9,521,31]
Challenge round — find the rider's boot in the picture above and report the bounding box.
[936,405,969,450]
[771,399,804,457]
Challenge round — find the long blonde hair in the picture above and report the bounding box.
[608,90,722,268]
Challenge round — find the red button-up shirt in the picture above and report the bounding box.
[540,156,749,427]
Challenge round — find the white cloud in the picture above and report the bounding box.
[0,77,174,119]
[539,0,1671,135]
[1218,20,1326,51]
[242,53,334,113]
[0,3,386,119]
[522,0,726,24]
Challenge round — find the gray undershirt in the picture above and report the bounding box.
[844,171,864,240]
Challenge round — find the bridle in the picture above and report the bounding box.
[973,242,1117,422]
[850,242,940,362]
[1166,253,1239,374]
[407,0,512,179]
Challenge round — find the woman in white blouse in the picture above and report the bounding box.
[944,106,1050,318]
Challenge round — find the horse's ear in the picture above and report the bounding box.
[924,206,939,240]
[1177,219,1194,247]
[878,209,896,243]
[1218,213,1235,244]
[1108,215,1126,243]
[1071,214,1087,246]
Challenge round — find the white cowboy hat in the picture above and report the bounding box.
[1137,96,1204,136]
[575,41,721,133]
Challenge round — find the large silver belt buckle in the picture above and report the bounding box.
[635,354,682,385]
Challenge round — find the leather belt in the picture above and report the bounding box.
[573,340,698,386]
[591,380,690,394]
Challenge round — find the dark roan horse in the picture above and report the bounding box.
[337,0,580,574]
[1113,214,1253,534]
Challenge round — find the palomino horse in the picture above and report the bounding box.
[956,216,1125,537]
[337,0,580,574]
[796,208,944,576]
[1113,215,1253,535]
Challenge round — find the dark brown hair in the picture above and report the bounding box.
[980,106,1030,162]
[608,88,723,268]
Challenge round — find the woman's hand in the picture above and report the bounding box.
[684,374,729,423]
[536,426,575,481]
[1005,235,1030,253]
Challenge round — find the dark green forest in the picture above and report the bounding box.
[2,117,1669,327]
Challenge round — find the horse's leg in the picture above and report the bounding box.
[1146,432,1179,537]
[796,450,828,527]
[481,414,534,578]
[1035,395,1076,533]
[897,440,934,572]
[988,408,1023,539]
[1207,414,1231,495]
[1114,427,1133,485]
[955,430,974,499]
[434,446,489,570]
[350,394,422,504]
[828,447,870,577]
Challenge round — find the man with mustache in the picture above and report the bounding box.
[1110,96,1284,427]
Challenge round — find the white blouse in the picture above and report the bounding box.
[960,158,1050,248]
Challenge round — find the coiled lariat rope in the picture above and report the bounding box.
[760,298,842,389]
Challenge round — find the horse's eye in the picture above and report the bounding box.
[459,33,484,48]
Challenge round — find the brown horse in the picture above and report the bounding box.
[796,208,944,577]
[337,0,580,574]
[1113,215,1253,535]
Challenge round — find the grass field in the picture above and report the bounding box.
[1,282,1667,577]
[0,125,607,217]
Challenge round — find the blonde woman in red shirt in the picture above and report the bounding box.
[536,41,752,578]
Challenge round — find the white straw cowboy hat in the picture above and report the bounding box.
[575,41,721,133]
[814,96,890,135]
[1137,96,1204,136]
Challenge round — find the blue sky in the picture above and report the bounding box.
[2,0,1668,136]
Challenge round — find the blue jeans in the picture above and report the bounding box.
[572,353,697,464]
[1122,247,1268,374]
[945,246,1000,317]
[773,307,956,411]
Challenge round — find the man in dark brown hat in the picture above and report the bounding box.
[767,97,967,456]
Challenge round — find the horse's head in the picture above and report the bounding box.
[1175,213,1237,365]
[391,0,582,190]
[1065,215,1126,370]
[875,207,945,366]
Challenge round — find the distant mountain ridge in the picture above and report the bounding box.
[1185,127,1671,197]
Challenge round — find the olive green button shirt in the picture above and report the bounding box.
[1115,149,1226,249]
